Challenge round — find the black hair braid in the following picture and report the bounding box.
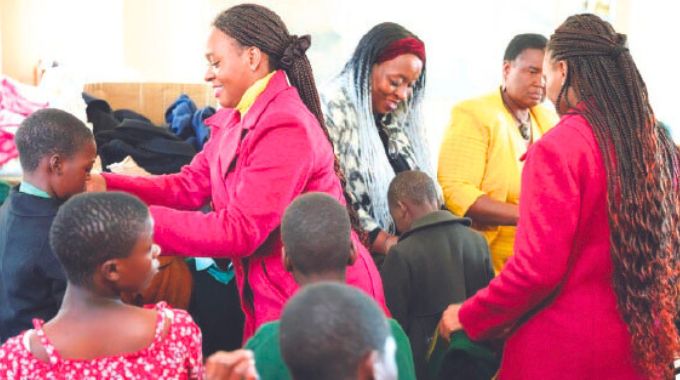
[549,14,680,379]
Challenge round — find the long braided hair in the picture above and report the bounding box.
[323,22,430,233]
[213,4,365,240]
[548,14,679,378]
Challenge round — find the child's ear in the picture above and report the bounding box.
[431,198,442,211]
[48,154,63,176]
[357,351,378,380]
[282,247,294,273]
[397,200,409,217]
[347,242,358,266]
[100,259,121,282]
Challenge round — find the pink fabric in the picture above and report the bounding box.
[0,78,47,118]
[103,70,386,339]
[0,302,203,379]
[459,112,643,379]
[0,130,18,167]
[0,78,49,166]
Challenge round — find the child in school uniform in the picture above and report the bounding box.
[0,109,96,341]
[242,193,417,380]
[381,171,494,379]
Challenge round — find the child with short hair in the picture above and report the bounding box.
[0,108,96,341]
[382,170,494,379]
[241,192,416,379]
[280,283,398,380]
[0,192,203,378]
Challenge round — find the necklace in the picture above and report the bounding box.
[500,88,533,141]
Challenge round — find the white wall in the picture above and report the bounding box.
[0,0,126,83]
[627,0,680,141]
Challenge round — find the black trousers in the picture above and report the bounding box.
[187,265,245,356]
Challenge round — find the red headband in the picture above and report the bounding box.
[376,37,426,64]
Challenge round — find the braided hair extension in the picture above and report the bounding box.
[548,14,679,378]
[212,4,365,240]
[327,22,430,232]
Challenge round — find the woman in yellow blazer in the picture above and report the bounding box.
[438,34,557,273]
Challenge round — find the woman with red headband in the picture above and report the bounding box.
[321,22,431,258]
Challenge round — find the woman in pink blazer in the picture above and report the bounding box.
[439,14,679,380]
[89,4,386,339]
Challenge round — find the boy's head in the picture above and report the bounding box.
[387,170,439,233]
[15,108,96,200]
[49,192,160,292]
[281,192,356,285]
[280,283,397,380]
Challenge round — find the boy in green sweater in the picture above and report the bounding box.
[244,192,416,380]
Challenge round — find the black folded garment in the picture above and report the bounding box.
[96,119,196,175]
[83,92,118,135]
[113,109,151,124]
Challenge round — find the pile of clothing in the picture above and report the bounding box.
[0,77,49,168]
[85,93,215,175]
[0,66,90,175]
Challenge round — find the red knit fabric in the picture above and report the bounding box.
[376,37,426,64]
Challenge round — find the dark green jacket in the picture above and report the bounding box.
[381,210,494,379]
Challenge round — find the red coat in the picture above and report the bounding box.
[103,71,386,338]
[459,112,644,379]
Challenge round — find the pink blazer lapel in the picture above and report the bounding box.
[205,108,245,179]
[216,119,246,179]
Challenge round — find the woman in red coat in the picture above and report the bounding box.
[439,14,679,380]
[89,4,386,339]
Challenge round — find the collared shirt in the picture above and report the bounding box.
[235,71,276,117]
[187,258,234,286]
[18,182,50,199]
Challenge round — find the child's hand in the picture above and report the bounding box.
[438,303,464,340]
[86,174,107,192]
[205,349,259,380]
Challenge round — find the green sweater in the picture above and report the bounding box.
[245,318,416,379]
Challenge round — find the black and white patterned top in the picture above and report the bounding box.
[322,83,422,236]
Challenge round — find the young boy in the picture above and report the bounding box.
[381,170,494,379]
[243,192,416,380]
[0,108,96,341]
[280,283,397,380]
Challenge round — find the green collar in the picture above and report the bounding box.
[19,181,51,199]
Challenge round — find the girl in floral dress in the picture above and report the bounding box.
[0,192,203,379]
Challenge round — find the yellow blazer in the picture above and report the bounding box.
[437,90,557,271]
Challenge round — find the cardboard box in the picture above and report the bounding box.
[83,82,216,125]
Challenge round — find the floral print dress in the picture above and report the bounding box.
[0,302,203,379]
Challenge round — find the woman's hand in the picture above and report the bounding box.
[383,234,399,254]
[205,349,259,380]
[86,173,107,192]
[438,303,464,340]
[372,230,399,255]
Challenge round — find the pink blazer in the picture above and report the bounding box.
[459,112,644,379]
[104,71,386,338]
